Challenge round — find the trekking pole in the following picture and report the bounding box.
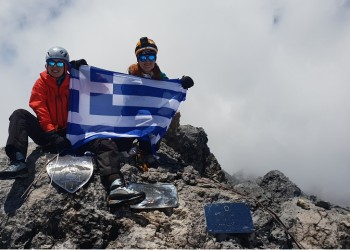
[21,153,59,200]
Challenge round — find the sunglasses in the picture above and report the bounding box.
[138,54,156,62]
[47,60,65,68]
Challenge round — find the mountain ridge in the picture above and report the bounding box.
[0,113,349,248]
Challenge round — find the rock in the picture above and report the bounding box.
[164,113,226,183]
[315,200,332,210]
[297,198,311,210]
[0,116,349,249]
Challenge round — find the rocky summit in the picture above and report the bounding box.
[0,113,349,249]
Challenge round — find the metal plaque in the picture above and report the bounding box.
[204,203,254,234]
[47,155,94,193]
[128,183,178,209]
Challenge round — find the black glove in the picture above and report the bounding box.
[181,75,194,89]
[70,59,88,70]
[45,131,72,152]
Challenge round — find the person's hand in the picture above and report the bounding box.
[181,75,194,89]
[45,131,72,151]
[70,59,88,70]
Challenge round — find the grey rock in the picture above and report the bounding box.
[0,116,349,249]
[315,200,332,210]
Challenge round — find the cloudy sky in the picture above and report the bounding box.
[1,0,350,206]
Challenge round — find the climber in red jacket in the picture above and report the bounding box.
[1,46,85,178]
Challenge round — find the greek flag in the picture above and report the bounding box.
[66,65,187,152]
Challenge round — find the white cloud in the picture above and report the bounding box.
[1,0,350,206]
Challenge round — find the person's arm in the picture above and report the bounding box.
[29,77,55,132]
[29,76,72,152]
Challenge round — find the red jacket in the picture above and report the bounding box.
[29,70,70,133]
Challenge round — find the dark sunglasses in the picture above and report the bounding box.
[138,54,156,62]
[47,60,65,68]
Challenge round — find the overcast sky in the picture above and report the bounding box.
[1,0,350,206]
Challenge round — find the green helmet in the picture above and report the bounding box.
[45,46,69,62]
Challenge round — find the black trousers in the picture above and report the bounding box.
[6,109,125,186]
[76,136,155,180]
[77,139,122,179]
[113,138,154,155]
[5,109,50,160]
[76,137,155,185]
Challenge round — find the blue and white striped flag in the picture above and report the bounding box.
[66,65,187,151]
